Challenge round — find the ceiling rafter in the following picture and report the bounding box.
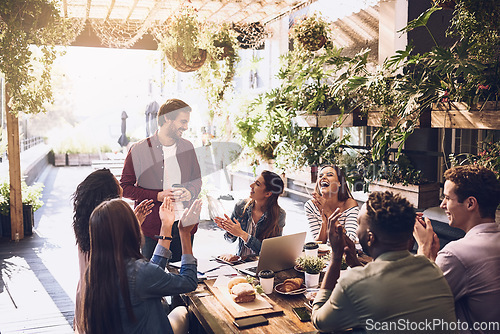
[126,0,140,21]
[62,0,310,24]
[104,0,116,21]
[85,0,92,20]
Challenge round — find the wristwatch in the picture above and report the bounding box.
[154,235,173,240]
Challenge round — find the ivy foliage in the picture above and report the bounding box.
[0,0,76,115]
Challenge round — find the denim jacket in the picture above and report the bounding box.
[119,244,197,333]
[224,199,286,256]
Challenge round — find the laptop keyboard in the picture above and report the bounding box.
[245,266,258,274]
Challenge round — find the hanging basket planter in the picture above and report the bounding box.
[233,22,267,50]
[299,35,327,52]
[291,13,330,52]
[166,47,207,72]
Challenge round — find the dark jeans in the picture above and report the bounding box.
[141,220,194,262]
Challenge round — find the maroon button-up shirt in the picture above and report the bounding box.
[120,132,202,237]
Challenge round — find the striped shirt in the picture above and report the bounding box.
[304,200,359,243]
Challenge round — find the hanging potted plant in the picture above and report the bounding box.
[156,6,207,72]
[290,13,330,52]
[196,22,240,116]
[232,22,267,50]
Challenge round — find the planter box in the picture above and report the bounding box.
[54,153,67,167]
[367,109,431,128]
[293,108,367,128]
[67,153,80,166]
[78,153,91,166]
[369,180,440,209]
[1,204,34,237]
[431,101,500,129]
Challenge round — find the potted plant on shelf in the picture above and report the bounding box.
[156,5,207,72]
[354,151,440,209]
[290,13,330,52]
[0,178,44,237]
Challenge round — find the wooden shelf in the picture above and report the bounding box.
[292,109,367,128]
[430,102,500,129]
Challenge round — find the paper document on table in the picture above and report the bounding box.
[213,276,272,312]
[207,195,226,220]
[169,258,225,274]
[203,265,238,278]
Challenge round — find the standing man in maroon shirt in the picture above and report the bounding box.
[121,99,202,261]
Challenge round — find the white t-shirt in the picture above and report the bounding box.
[162,144,183,220]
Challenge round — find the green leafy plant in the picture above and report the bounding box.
[156,5,206,68]
[196,23,240,118]
[450,138,500,179]
[0,178,44,216]
[291,13,330,52]
[245,275,264,294]
[348,4,498,163]
[296,255,326,274]
[0,0,77,115]
[352,151,430,188]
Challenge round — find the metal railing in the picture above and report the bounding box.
[21,136,44,152]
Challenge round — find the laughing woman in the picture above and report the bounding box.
[214,170,286,259]
[304,165,359,244]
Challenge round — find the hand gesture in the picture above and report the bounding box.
[327,208,344,259]
[312,192,333,220]
[172,186,192,202]
[215,214,245,238]
[343,234,362,267]
[179,199,202,232]
[157,189,175,202]
[413,215,440,261]
[159,197,175,233]
[134,199,154,225]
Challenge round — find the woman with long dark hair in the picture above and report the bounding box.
[304,165,359,244]
[72,168,153,331]
[78,197,201,334]
[214,170,286,258]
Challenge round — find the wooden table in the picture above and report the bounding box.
[180,254,373,334]
[183,277,318,334]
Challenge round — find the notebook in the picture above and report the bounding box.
[233,232,307,277]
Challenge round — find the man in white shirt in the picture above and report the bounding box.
[121,99,202,261]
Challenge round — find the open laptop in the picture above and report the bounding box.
[233,232,307,277]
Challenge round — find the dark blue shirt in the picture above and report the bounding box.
[224,199,286,256]
[119,245,197,333]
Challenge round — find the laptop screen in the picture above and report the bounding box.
[234,232,307,276]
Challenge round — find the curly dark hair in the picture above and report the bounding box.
[72,169,121,253]
[444,165,500,219]
[365,191,416,241]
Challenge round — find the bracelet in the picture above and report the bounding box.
[154,235,173,240]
